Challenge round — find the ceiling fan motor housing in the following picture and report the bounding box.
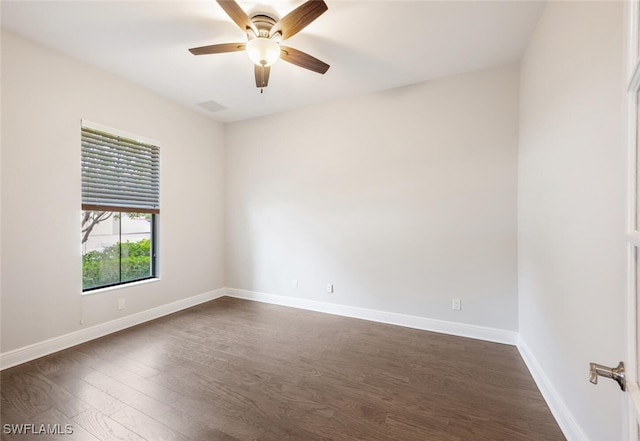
[250,14,277,38]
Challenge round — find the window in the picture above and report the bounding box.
[81,122,159,292]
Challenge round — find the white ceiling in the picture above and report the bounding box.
[1,0,545,123]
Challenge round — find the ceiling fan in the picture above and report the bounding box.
[189,0,330,91]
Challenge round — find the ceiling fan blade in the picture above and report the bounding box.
[255,65,271,88]
[189,42,246,55]
[216,0,257,35]
[270,0,328,40]
[280,46,329,74]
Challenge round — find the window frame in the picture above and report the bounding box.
[81,120,160,293]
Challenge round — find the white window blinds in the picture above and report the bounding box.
[81,125,160,213]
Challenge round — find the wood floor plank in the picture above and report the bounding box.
[79,370,174,423]
[47,367,128,417]
[72,409,145,441]
[0,407,99,441]
[1,297,565,440]
[1,390,32,438]
[109,405,189,441]
[30,407,101,441]
[73,341,161,379]
[1,370,91,419]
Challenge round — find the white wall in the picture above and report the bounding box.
[1,31,226,353]
[518,2,625,440]
[225,64,519,332]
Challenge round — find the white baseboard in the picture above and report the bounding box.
[0,288,226,370]
[225,288,518,345]
[517,336,588,441]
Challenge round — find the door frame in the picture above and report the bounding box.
[626,0,640,438]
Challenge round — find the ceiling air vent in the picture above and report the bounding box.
[198,100,226,113]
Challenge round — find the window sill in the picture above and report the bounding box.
[82,278,160,296]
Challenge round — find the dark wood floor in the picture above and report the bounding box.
[1,297,565,441]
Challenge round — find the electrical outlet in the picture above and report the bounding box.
[292,279,298,288]
[452,298,461,311]
[118,298,126,310]
[327,283,334,293]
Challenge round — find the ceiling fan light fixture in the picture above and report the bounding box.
[246,37,280,67]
